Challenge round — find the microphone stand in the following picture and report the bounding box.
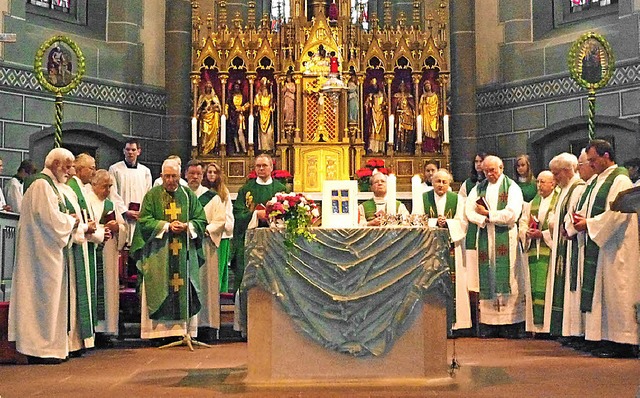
[160,187,211,351]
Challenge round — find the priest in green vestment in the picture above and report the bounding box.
[230,154,287,292]
[518,170,559,335]
[358,172,409,226]
[465,155,525,339]
[414,168,471,331]
[130,159,207,340]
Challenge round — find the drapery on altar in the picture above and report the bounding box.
[240,227,452,357]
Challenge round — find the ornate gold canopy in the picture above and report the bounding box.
[190,0,451,192]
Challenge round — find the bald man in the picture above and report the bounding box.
[519,170,559,335]
[465,155,525,339]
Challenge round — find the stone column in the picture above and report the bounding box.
[165,0,192,161]
[449,0,477,181]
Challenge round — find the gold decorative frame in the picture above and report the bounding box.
[34,35,86,95]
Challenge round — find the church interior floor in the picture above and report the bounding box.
[1,337,639,397]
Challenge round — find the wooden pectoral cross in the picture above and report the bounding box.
[170,272,184,293]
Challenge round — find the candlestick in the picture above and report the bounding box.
[386,174,397,215]
[248,114,254,145]
[220,114,227,145]
[411,174,424,215]
[443,114,450,143]
[191,117,198,147]
[416,114,423,144]
[388,114,394,145]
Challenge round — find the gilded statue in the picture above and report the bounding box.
[228,81,248,154]
[283,74,296,125]
[347,75,359,124]
[364,77,386,154]
[255,78,274,151]
[197,81,221,155]
[419,80,440,152]
[393,81,415,154]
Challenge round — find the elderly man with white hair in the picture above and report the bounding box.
[465,155,525,339]
[130,158,207,344]
[519,170,559,336]
[86,170,126,345]
[415,168,471,332]
[358,172,409,226]
[9,148,88,364]
[546,152,586,344]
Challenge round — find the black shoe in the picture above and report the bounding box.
[498,322,525,339]
[27,355,64,365]
[68,349,85,358]
[478,323,499,338]
[592,342,638,358]
[94,333,114,349]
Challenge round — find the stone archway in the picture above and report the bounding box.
[29,122,126,169]
[529,116,639,171]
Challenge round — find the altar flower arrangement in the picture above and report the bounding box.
[354,158,389,191]
[265,192,320,248]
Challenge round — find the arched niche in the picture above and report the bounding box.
[530,116,639,172]
[29,122,126,169]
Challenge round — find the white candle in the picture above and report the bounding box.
[220,114,227,145]
[191,117,198,147]
[416,114,423,144]
[386,174,397,215]
[411,174,424,215]
[388,114,394,145]
[248,114,254,145]
[443,114,450,143]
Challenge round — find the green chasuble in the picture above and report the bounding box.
[527,190,559,325]
[231,179,288,291]
[517,180,537,203]
[361,199,402,221]
[130,185,207,321]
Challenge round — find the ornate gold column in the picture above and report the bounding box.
[293,72,303,143]
[384,71,394,156]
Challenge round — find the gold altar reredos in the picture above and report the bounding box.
[190,0,450,192]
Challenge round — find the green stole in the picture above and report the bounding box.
[527,190,559,325]
[477,176,513,300]
[198,189,218,208]
[580,167,628,312]
[463,178,479,250]
[423,190,459,323]
[95,199,114,322]
[549,179,584,335]
[361,199,401,221]
[68,178,97,333]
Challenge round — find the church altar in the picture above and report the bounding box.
[189,1,451,193]
[240,227,453,385]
